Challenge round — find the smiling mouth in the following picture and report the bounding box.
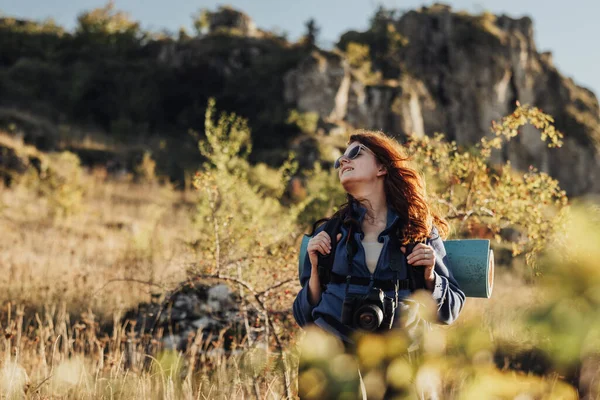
[342,168,354,175]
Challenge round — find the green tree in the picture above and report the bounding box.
[302,18,320,47]
[191,8,210,36]
[344,42,382,84]
[407,103,568,269]
[191,98,304,285]
[76,1,140,37]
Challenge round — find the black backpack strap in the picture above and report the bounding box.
[316,217,343,289]
[405,242,426,292]
[388,231,404,275]
[389,228,426,293]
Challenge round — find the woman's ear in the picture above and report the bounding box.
[377,166,387,177]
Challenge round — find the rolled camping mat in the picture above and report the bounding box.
[440,239,494,298]
[298,236,494,298]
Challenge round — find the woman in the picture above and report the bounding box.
[293,130,465,398]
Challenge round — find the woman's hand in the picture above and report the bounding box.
[306,231,342,306]
[401,243,436,290]
[308,231,343,268]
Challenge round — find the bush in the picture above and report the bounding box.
[286,110,319,135]
[33,151,85,217]
[134,151,157,184]
[191,99,304,287]
[406,103,568,269]
[344,42,381,85]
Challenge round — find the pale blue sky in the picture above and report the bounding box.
[1,0,599,97]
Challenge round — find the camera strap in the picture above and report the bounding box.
[344,225,357,300]
[389,231,405,307]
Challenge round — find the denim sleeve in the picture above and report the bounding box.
[292,225,326,327]
[427,226,466,325]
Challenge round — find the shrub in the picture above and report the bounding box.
[286,110,319,135]
[344,42,382,85]
[33,151,85,218]
[191,99,303,287]
[406,103,568,269]
[134,151,157,184]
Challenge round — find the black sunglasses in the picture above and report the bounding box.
[334,144,373,169]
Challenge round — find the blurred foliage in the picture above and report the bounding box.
[407,103,568,269]
[75,1,141,38]
[527,203,600,370]
[301,18,320,48]
[296,204,600,399]
[286,109,319,135]
[1,134,84,217]
[133,151,157,184]
[35,151,85,218]
[295,162,346,228]
[191,9,210,36]
[0,17,64,35]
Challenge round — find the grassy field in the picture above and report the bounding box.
[1,131,598,399]
[0,158,300,398]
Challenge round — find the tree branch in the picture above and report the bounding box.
[152,272,294,399]
[256,279,295,298]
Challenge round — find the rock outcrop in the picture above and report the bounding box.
[2,5,599,195]
[282,5,600,195]
[205,6,259,37]
[284,51,351,122]
[392,6,600,195]
[123,283,265,352]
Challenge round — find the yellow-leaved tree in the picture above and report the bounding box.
[407,103,568,269]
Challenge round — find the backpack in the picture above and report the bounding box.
[299,216,430,350]
[299,218,495,298]
[299,216,425,292]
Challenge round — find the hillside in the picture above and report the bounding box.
[0,4,599,195]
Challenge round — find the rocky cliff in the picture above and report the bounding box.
[1,5,599,195]
[284,4,600,195]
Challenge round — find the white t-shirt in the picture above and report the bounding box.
[362,240,384,274]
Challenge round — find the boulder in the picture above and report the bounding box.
[123,282,262,351]
[206,7,258,37]
[284,50,351,122]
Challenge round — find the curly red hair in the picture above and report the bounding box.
[334,130,449,244]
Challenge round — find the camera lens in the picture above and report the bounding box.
[354,304,384,331]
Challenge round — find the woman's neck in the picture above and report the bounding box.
[356,194,388,226]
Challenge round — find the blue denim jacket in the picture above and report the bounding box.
[293,202,466,341]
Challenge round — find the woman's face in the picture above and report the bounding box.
[337,141,386,190]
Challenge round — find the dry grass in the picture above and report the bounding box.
[0,157,584,399]
[1,168,300,398]
[0,301,296,399]
[0,172,196,318]
[455,270,541,342]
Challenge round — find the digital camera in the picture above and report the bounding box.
[341,287,396,332]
